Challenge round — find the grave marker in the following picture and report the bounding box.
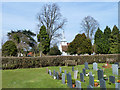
[100,79,106,89]
[67,73,72,88]
[115,83,120,90]
[49,70,51,76]
[89,72,92,76]
[89,75,94,86]
[87,85,93,90]
[93,62,98,71]
[98,69,103,80]
[85,62,89,69]
[76,80,81,89]
[83,68,86,76]
[62,73,65,84]
[80,73,84,82]
[74,70,78,79]
[72,66,74,71]
[56,72,59,80]
[109,76,115,83]
[60,67,62,73]
[112,64,118,75]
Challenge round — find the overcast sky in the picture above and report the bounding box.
[1,2,118,48]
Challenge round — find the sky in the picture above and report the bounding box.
[1,2,118,48]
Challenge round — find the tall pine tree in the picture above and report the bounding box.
[37,25,50,55]
[109,25,119,54]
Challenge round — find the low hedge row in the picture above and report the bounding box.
[2,54,120,70]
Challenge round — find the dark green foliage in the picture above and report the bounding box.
[103,26,111,54]
[49,45,61,55]
[109,25,120,54]
[94,28,104,54]
[37,25,50,54]
[2,40,17,56]
[2,54,119,70]
[67,33,92,55]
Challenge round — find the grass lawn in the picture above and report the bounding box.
[2,63,119,88]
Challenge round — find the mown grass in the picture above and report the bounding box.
[2,63,119,88]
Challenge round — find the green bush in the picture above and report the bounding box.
[2,54,120,70]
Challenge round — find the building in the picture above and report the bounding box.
[59,30,69,56]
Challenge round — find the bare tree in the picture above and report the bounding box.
[37,3,67,44]
[80,16,99,41]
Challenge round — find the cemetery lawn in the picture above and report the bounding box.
[2,63,118,88]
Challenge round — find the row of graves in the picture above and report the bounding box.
[46,62,120,89]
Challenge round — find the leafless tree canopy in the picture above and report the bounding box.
[80,16,99,41]
[37,3,67,43]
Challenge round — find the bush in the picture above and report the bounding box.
[2,54,120,70]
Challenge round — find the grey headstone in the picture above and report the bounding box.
[93,62,98,71]
[109,76,115,83]
[72,66,74,71]
[83,68,86,76]
[112,64,118,75]
[60,67,62,73]
[76,80,81,89]
[62,73,65,84]
[80,73,84,82]
[115,83,120,90]
[67,73,72,88]
[56,72,59,80]
[49,70,51,76]
[89,72,92,76]
[74,70,78,79]
[87,85,93,90]
[89,75,94,86]
[53,70,55,78]
[98,69,103,80]
[100,79,106,89]
[85,62,89,69]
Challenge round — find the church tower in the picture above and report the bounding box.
[59,30,68,55]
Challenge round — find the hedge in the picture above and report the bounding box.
[1,54,120,70]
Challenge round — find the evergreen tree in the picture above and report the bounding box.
[109,25,119,54]
[94,27,104,54]
[37,25,50,55]
[49,45,61,55]
[103,26,111,54]
[2,40,18,56]
[67,33,92,55]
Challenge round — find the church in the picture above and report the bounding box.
[59,30,69,56]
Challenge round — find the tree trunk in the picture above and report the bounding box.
[40,51,42,57]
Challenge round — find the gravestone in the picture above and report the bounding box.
[80,73,84,82]
[83,68,86,76]
[98,69,103,80]
[67,73,72,88]
[53,70,55,78]
[115,83,120,90]
[56,72,59,80]
[109,76,115,83]
[112,64,118,75]
[89,72,92,76]
[74,70,78,79]
[72,66,74,71]
[85,62,89,69]
[100,79,106,89]
[46,68,48,73]
[60,67,62,73]
[49,70,51,76]
[62,73,65,84]
[76,80,81,89]
[93,62,98,71]
[87,85,93,90]
[89,75,94,86]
